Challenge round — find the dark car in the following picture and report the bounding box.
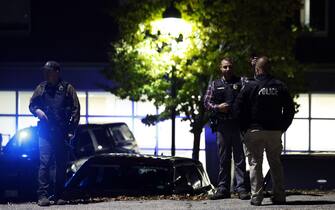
[0,123,213,202]
[69,123,139,160]
[0,122,139,201]
[64,153,214,199]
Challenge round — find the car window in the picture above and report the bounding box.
[109,124,135,142]
[76,130,94,157]
[91,128,114,149]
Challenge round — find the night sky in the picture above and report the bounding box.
[0,0,119,63]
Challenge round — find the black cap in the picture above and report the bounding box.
[42,61,61,72]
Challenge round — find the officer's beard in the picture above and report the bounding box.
[222,71,233,81]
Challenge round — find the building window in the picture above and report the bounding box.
[301,0,329,35]
[285,119,309,151]
[18,91,33,115]
[88,92,132,116]
[0,90,207,166]
[0,116,16,144]
[284,93,335,152]
[7,90,327,161]
[77,91,87,116]
[2,89,335,162]
[0,91,16,114]
[311,120,335,151]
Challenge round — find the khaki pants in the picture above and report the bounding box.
[244,129,285,203]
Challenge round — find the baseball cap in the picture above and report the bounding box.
[42,61,61,72]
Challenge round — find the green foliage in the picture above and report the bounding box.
[104,0,304,134]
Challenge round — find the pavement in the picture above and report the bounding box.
[1,193,335,210]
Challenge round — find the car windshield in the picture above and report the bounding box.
[109,124,135,142]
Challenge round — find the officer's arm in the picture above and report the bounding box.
[204,82,218,112]
[29,85,43,117]
[281,86,295,132]
[67,84,81,133]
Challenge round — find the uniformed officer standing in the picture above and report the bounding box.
[29,61,80,206]
[234,56,295,206]
[204,58,250,200]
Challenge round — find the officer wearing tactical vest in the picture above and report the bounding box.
[29,61,80,206]
[234,56,295,206]
[204,58,250,200]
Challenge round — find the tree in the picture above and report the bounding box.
[102,0,304,160]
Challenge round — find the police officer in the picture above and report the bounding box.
[29,61,80,206]
[234,56,295,206]
[204,58,250,200]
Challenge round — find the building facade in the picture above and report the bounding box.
[0,0,335,171]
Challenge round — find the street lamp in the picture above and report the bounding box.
[151,3,185,157]
[163,3,181,157]
[148,3,198,157]
[163,2,181,19]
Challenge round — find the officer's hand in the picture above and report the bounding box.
[35,109,48,121]
[67,133,74,140]
[217,103,230,113]
[251,57,258,67]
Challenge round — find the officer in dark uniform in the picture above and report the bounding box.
[234,56,295,206]
[204,58,250,200]
[29,61,80,206]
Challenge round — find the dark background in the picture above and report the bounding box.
[0,0,118,63]
[0,0,335,91]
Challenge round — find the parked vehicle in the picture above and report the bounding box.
[0,122,213,202]
[64,153,214,199]
[0,122,139,201]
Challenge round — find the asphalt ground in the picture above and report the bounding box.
[1,192,335,210]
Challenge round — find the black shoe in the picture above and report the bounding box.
[250,200,262,206]
[270,196,286,205]
[38,197,50,206]
[209,191,231,200]
[55,198,67,205]
[238,191,251,200]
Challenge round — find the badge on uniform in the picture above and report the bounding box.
[217,87,225,90]
[59,85,64,91]
[233,84,239,90]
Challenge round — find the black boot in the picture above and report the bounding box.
[38,197,50,206]
[209,190,231,200]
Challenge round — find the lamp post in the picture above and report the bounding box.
[150,2,192,157]
[170,65,176,156]
[163,3,181,157]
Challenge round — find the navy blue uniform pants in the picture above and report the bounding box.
[37,129,67,199]
[216,120,248,193]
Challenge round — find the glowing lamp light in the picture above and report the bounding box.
[19,131,30,141]
[151,18,193,38]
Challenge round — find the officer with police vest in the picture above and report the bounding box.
[29,61,80,206]
[204,58,250,200]
[234,56,295,206]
